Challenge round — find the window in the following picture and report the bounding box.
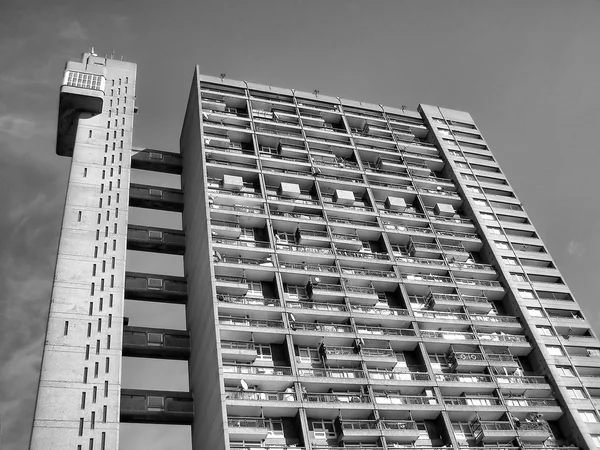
[255,344,272,361]
[298,347,320,363]
[591,435,600,447]
[527,307,543,317]
[474,199,488,207]
[247,281,263,296]
[537,326,554,336]
[488,227,502,235]
[518,289,535,299]
[239,228,255,241]
[504,257,518,265]
[284,284,307,300]
[264,419,284,436]
[547,346,564,356]
[495,241,509,250]
[311,419,336,439]
[579,410,599,423]
[568,388,586,400]
[556,366,575,377]
[275,231,294,244]
[512,273,526,282]
[429,354,449,372]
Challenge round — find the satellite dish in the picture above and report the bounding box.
[240,379,249,391]
[289,313,296,322]
[314,277,321,285]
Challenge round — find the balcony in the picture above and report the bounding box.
[448,351,487,372]
[215,276,250,295]
[336,250,391,262]
[131,148,183,174]
[127,225,185,255]
[335,418,380,442]
[374,392,438,407]
[122,326,190,360]
[129,184,184,212]
[125,272,187,303]
[380,420,420,443]
[516,422,552,442]
[222,363,293,378]
[220,340,258,362]
[217,294,280,308]
[494,375,551,395]
[422,330,477,342]
[57,68,105,156]
[303,391,371,405]
[227,417,269,440]
[344,285,381,306]
[120,389,193,424]
[471,420,517,443]
[360,347,398,367]
[219,315,284,331]
[367,369,431,384]
[307,282,344,301]
[424,293,492,314]
[297,367,365,380]
[292,321,353,335]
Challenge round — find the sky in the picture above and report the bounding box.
[1,0,599,448]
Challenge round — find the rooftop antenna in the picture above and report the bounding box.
[90,47,97,56]
[401,105,407,113]
[220,73,226,81]
[313,89,320,97]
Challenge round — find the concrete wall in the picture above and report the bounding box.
[30,54,136,450]
[180,67,227,450]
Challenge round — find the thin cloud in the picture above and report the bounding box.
[566,240,585,258]
[0,114,52,139]
[59,20,88,41]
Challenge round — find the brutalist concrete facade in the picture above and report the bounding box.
[30,54,600,450]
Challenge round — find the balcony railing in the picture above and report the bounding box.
[278,261,337,273]
[222,364,292,376]
[214,237,271,249]
[336,250,390,260]
[421,330,477,340]
[303,392,370,403]
[228,417,266,428]
[454,277,503,289]
[225,390,296,401]
[444,396,501,406]
[504,397,558,407]
[374,393,438,405]
[350,305,409,316]
[219,316,284,329]
[396,256,446,267]
[286,300,348,312]
[276,243,333,254]
[436,373,493,383]
[270,210,324,221]
[356,325,416,336]
[414,310,468,321]
[210,203,265,214]
[478,333,528,343]
[293,322,353,333]
[401,274,454,284]
[368,369,430,381]
[327,217,380,227]
[298,367,365,378]
[217,294,280,307]
[494,375,546,384]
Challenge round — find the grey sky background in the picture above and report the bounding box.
[1,0,599,448]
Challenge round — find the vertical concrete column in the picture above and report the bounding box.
[30,54,136,450]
